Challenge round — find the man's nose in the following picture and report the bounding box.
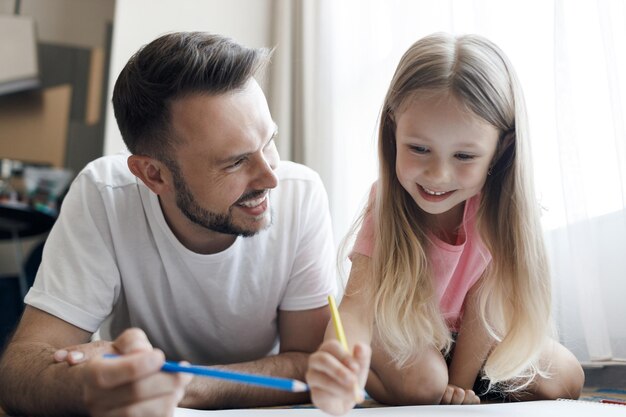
[253,147,279,190]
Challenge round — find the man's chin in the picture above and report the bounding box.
[244,211,274,236]
[241,217,272,237]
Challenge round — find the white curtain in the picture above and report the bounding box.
[268,0,336,200]
[547,0,626,362]
[292,0,626,363]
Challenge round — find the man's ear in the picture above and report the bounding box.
[127,155,172,195]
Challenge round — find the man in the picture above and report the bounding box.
[0,32,336,416]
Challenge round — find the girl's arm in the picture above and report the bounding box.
[306,254,376,415]
[334,254,376,346]
[447,283,495,392]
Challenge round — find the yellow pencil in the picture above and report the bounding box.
[328,295,349,351]
[327,295,364,403]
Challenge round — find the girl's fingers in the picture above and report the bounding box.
[320,340,351,359]
[441,385,480,405]
[307,339,370,411]
[319,340,363,381]
[449,386,466,404]
[440,386,454,404]
[306,367,357,400]
[464,389,480,404]
[308,342,363,416]
[307,351,359,387]
[351,343,371,384]
[352,343,371,366]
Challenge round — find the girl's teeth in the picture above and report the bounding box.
[423,187,447,196]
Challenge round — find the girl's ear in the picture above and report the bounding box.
[127,155,172,195]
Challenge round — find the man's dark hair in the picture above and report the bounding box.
[112,32,271,159]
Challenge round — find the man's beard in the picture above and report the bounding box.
[168,161,272,237]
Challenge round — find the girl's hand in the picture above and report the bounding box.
[306,339,371,416]
[440,384,480,405]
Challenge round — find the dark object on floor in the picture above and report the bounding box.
[0,277,22,352]
[0,240,44,355]
[584,366,626,390]
[0,205,55,299]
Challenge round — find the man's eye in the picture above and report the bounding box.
[455,153,475,161]
[230,158,247,168]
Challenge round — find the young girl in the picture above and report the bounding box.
[306,33,584,415]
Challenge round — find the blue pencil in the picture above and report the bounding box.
[103,354,309,392]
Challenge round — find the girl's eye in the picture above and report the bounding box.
[410,145,429,154]
[455,153,475,161]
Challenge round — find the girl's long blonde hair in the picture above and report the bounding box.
[368,33,552,389]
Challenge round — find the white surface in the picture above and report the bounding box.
[174,401,625,416]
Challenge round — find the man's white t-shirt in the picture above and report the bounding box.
[25,154,336,364]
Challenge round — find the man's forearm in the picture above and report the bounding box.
[180,351,311,409]
[0,341,88,416]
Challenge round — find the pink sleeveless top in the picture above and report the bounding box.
[351,188,492,330]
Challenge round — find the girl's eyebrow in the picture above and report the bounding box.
[399,133,433,142]
[454,142,484,150]
[401,135,487,150]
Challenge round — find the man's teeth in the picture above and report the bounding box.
[422,187,447,196]
[238,195,266,207]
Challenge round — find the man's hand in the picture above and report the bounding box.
[53,339,114,365]
[440,384,480,405]
[306,340,370,416]
[75,328,192,417]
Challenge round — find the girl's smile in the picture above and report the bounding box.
[418,185,455,202]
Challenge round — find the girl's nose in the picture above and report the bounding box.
[425,159,451,184]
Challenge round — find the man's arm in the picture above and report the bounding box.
[180,305,330,409]
[0,306,190,417]
[0,306,94,415]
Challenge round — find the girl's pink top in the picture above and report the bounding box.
[351,187,492,330]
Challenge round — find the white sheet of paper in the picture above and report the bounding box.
[174,400,624,416]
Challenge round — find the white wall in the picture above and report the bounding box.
[103,0,273,155]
